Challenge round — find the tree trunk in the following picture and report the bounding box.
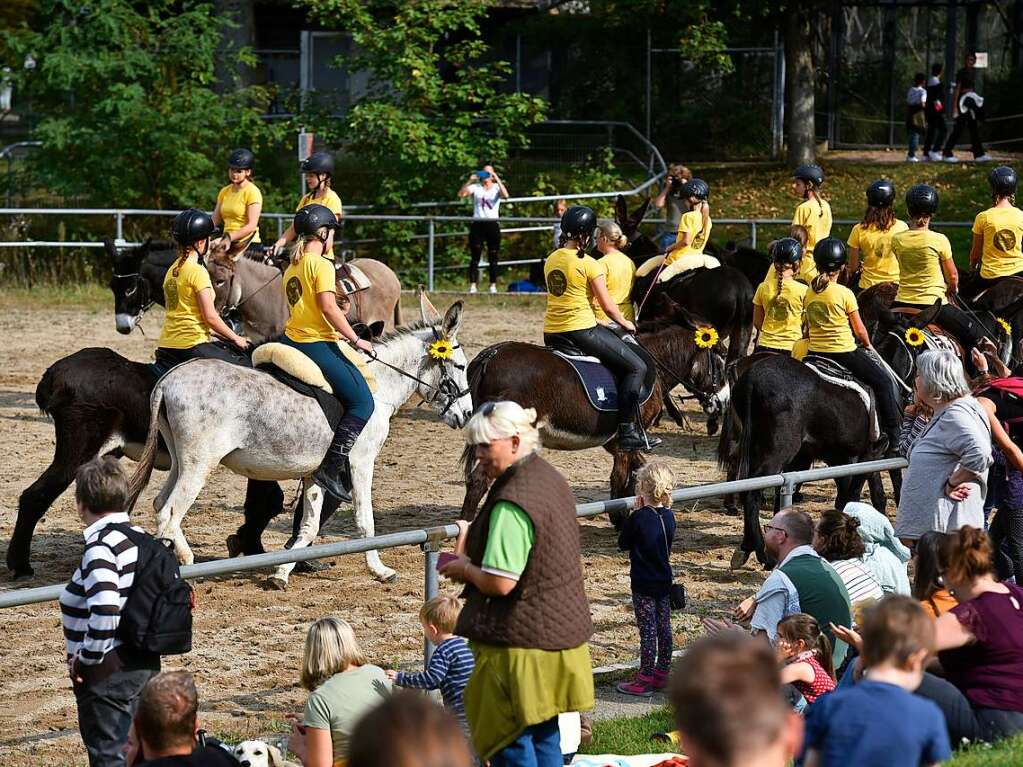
[783,8,816,165]
[214,0,257,90]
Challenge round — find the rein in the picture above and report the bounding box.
[631,332,721,404]
[365,328,470,416]
[220,267,280,318]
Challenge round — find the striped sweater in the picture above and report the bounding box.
[59,513,141,665]
[395,636,475,728]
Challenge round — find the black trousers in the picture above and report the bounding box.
[545,325,649,425]
[468,220,501,284]
[923,113,947,154]
[943,114,985,157]
[961,269,1023,301]
[990,504,1023,583]
[809,349,902,438]
[915,671,1023,743]
[153,342,248,376]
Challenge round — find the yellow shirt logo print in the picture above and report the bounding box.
[165,280,179,311]
[286,276,303,306]
[547,269,568,297]
[994,229,1017,253]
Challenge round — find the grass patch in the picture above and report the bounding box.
[0,282,111,309]
[948,735,1023,766]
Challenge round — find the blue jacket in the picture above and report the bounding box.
[618,505,675,598]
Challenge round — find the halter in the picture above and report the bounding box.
[365,327,471,417]
[111,270,155,329]
[631,333,724,411]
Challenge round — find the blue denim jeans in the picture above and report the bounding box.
[490,717,562,767]
[908,129,922,157]
[279,336,375,421]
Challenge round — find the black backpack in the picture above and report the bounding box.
[109,523,194,655]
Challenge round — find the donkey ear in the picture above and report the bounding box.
[419,286,442,323]
[368,320,385,338]
[629,197,651,231]
[911,300,944,329]
[442,301,464,338]
[104,239,118,260]
[139,237,152,258]
[615,195,629,228]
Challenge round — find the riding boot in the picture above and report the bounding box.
[618,422,661,452]
[313,415,367,504]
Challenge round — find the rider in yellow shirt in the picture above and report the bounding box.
[273,152,345,261]
[212,148,263,257]
[635,179,719,282]
[280,204,375,503]
[892,184,986,357]
[965,166,1023,296]
[154,209,250,373]
[753,238,807,353]
[847,180,908,292]
[804,238,901,455]
[592,220,636,323]
[790,164,832,284]
[544,206,658,451]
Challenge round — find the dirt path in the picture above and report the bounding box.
[0,294,869,765]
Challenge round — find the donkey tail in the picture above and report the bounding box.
[126,384,164,512]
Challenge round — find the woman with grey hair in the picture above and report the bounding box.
[440,401,594,766]
[895,351,993,545]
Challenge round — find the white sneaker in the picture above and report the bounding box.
[943,155,959,163]
[907,156,920,162]
[975,154,994,162]
[929,151,943,161]
[469,284,478,295]
[488,284,497,294]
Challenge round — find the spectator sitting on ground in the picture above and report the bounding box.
[814,509,884,610]
[347,691,474,767]
[912,531,957,618]
[776,613,836,706]
[671,632,803,767]
[706,509,853,668]
[132,671,236,766]
[804,596,951,767]
[288,617,390,767]
[842,502,912,594]
[385,595,474,737]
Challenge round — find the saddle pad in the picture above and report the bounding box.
[252,342,376,393]
[337,263,371,294]
[552,349,654,413]
[803,356,880,442]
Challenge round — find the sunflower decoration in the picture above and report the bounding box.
[695,326,719,349]
[998,317,1012,337]
[428,337,455,361]
[904,327,926,347]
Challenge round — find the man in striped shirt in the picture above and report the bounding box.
[60,457,160,767]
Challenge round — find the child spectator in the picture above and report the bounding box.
[776,613,837,705]
[616,462,677,697]
[912,531,957,618]
[385,595,475,734]
[803,596,951,767]
[906,73,928,162]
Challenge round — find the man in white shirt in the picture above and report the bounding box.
[458,165,509,294]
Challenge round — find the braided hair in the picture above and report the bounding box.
[811,267,842,294]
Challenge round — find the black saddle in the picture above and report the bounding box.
[545,330,657,412]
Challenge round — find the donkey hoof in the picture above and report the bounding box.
[723,505,739,517]
[729,549,751,570]
[10,564,35,579]
[266,576,289,591]
[375,569,398,584]
[226,534,242,558]
[706,418,719,437]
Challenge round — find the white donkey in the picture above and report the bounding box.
[127,294,472,586]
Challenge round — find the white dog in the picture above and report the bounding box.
[233,740,299,767]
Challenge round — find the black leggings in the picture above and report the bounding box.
[892,301,987,352]
[943,113,985,158]
[468,220,501,284]
[154,342,248,376]
[810,349,902,437]
[990,504,1023,583]
[545,325,649,425]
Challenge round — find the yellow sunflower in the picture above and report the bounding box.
[904,327,926,347]
[428,338,454,360]
[695,326,719,349]
[998,317,1012,337]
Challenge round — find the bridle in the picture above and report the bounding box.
[217,263,280,328]
[631,333,725,412]
[365,327,471,417]
[112,269,155,329]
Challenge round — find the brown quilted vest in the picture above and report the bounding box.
[455,452,593,650]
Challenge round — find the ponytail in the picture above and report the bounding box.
[811,271,832,293]
[172,246,189,278]
[697,200,710,245]
[815,631,836,681]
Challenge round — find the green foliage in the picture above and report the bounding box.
[5,0,281,208]
[300,0,546,206]
[678,18,734,74]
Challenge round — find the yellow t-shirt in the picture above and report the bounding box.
[792,197,833,283]
[753,277,808,351]
[544,248,604,333]
[847,219,909,289]
[216,182,263,244]
[284,253,339,343]
[805,281,858,353]
[664,209,712,265]
[892,228,953,306]
[973,206,1023,279]
[158,257,212,349]
[592,249,636,322]
[297,189,344,260]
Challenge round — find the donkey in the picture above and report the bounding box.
[460,315,729,522]
[126,295,472,587]
[107,238,177,334]
[209,252,404,341]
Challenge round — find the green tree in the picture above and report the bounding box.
[301,0,547,206]
[6,0,280,208]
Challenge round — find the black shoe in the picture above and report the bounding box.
[618,423,661,452]
[313,440,354,504]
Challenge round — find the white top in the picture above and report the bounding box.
[907,85,927,107]
[467,183,502,220]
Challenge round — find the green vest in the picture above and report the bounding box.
[780,553,853,667]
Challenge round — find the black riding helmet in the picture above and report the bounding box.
[294,203,340,237]
[813,237,848,273]
[227,148,255,170]
[906,184,940,218]
[171,208,219,247]
[680,178,710,201]
[561,205,597,241]
[771,237,803,266]
[792,164,825,187]
[866,179,896,208]
[301,151,335,176]
[989,166,1018,197]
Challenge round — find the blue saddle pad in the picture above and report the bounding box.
[552,352,621,412]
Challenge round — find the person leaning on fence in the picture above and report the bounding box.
[670,632,804,767]
[440,401,595,767]
[59,457,162,767]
